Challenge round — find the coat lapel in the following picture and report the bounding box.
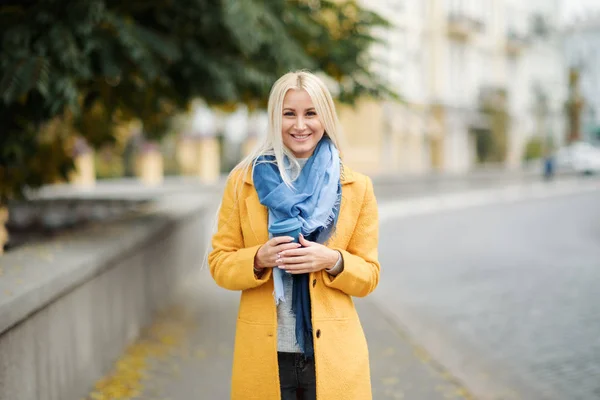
[340,164,355,186]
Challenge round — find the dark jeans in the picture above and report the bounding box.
[278,352,316,400]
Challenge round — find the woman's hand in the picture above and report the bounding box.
[276,234,339,274]
[254,236,302,270]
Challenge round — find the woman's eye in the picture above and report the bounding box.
[306,111,317,116]
[283,112,294,117]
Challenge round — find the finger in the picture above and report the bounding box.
[277,247,309,257]
[270,236,295,245]
[278,255,310,265]
[298,234,312,247]
[273,242,302,252]
[281,262,313,271]
[284,267,313,275]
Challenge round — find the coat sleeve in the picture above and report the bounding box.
[323,176,380,297]
[208,174,273,291]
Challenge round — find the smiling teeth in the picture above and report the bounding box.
[293,135,309,138]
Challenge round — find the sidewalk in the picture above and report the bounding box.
[87,268,472,400]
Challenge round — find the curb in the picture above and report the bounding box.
[378,178,600,220]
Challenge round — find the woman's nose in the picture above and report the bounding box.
[294,116,306,129]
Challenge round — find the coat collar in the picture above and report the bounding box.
[242,163,356,186]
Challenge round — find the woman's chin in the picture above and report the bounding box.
[289,144,316,158]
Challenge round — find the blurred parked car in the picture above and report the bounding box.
[554,141,600,174]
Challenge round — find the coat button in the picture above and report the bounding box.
[312,279,317,287]
[316,329,321,338]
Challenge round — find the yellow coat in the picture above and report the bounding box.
[208,164,380,400]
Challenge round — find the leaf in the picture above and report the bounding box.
[0,57,50,103]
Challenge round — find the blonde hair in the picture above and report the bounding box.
[232,70,344,189]
[202,71,345,271]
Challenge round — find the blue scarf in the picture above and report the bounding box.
[253,137,342,357]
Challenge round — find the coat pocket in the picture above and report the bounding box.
[231,319,280,400]
[312,318,372,400]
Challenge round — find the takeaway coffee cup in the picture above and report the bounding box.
[268,218,303,243]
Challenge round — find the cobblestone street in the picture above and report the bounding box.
[376,190,600,399]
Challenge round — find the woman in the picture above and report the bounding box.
[208,70,380,400]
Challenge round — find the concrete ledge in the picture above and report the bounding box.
[0,192,215,400]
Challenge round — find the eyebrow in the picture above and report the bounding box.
[282,107,316,111]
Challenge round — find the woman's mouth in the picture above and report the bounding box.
[291,133,311,141]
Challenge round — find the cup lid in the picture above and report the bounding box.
[269,218,302,234]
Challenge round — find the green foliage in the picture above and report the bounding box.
[279,1,393,103]
[565,67,584,144]
[0,0,392,202]
[0,112,76,200]
[95,146,125,179]
[523,136,544,161]
[476,87,509,163]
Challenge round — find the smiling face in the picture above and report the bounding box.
[281,89,325,159]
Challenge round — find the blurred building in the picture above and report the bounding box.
[339,0,434,176]
[503,0,567,161]
[342,0,567,175]
[563,14,600,143]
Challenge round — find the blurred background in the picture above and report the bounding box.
[1,1,600,400]
[2,0,600,203]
